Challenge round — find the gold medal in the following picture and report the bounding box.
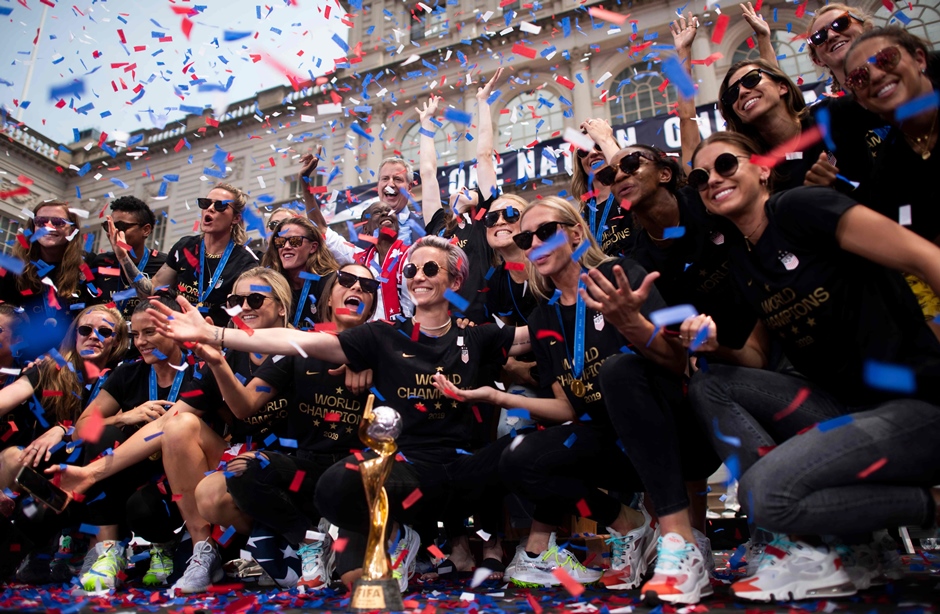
[196,302,203,308]
[571,378,586,397]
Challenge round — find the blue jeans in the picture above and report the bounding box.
[691,365,940,535]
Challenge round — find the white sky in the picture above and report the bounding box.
[1,0,348,144]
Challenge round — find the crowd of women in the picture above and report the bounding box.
[0,4,938,606]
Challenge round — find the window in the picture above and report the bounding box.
[608,66,678,124]
[398,120,459,167]
[147,209,169,252]
[497,90,565,146]
[287,173,324,200]
[411,4,448,41]
[731,31,822,85]
[0,212,22,256]
[872,1,940,47]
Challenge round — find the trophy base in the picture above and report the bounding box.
[350,577,404,612]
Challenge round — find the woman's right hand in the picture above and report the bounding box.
[106,216,131,261]
[475,67,504,102]
[45,463,96,498]
[148,295,217,345]
[670,15,699,56]
[741,2,771,40]
[679,314,719,353]
[119,400,172,426]
[579,118,616,148]
[416,95,441,128]
[18,427,66,468]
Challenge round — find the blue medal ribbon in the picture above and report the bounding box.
[292,277,314,328]
[553,276,587,381]
[595,193,616,245]
[149,361,186,404]
[198,239,235,304]
[88,372,108,403]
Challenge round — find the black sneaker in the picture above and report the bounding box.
[15,550,52,585]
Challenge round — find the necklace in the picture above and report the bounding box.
[743,217,768,252]
[646,228,673,242]
[903,109,938,161]
[413,317,452,336]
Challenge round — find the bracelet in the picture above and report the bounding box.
[56,424,67,435]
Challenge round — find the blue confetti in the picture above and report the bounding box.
[443,289,469,313]
[895,91,940,123]
[864,360,916,394]
[662,226,686,239]
[712,418,741,447]
[817,414,855,433]
[662,56,695,99]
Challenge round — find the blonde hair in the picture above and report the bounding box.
[519,196,612,301]
[232,267,293,328]
[14,202,85,299]
[211,182,249,245]
[37,304,129,424]
[805,4,874,91]
[261,218,340,279]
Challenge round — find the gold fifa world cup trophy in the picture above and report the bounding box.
[350,395,405,612]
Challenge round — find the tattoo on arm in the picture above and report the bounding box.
[121,256,153,295]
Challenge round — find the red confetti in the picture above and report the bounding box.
[795,0,808,18]
[288,470,306,492]
[526,593,544,614]
[332,536,348,552]
[536,329,564,342]
[505,261,526,271]
[324,412,341,422]
[587,6,628,24]
[555,75,576,90]
[773,387,810,421]
[511,43,537,59]
[857,457,888,478]
[575,498,591,518]
[552,566,586,596]
[711,14,730,44]
[427,544,446,560]
[401,488,423,509]
[76,409,104,444]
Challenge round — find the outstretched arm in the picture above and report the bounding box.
[432,373,577,423]
[418,95,444,227]
[148,295,349,363]
[671,15,702,169]
[298,146,328,229]
[741,2,777,67]
[0,376,37,419]
[475,68,504,201]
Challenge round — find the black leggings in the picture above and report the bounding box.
[225,451,341,546]
[600,353,720,516]
[315,437,512,575]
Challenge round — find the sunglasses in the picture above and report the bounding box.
[483,208,521,228]
[112,221,141,233]
[267,219,283,231]
[844,46,902,92]
[197,198,232,211]
[336,270,380,294]
[403,261,445,279]
[273,235,316,249]
[512,221,574,250]
[78,325,115,339]
[808,12,862,47]
[595,151,656,187]
[576,143,603,159]
[226,293,271,310]
[721,69,768,107]
[687,153,751,191]
[34,216,70,228]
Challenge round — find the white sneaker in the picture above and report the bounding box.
[692,528,716,578]
[835,543,882,590]
[641,533,713,605]
[745,529,779,577]
[730,537,856,602]
[171,539,224,594]
[297,530,335,591]
[507,533,602,588]
[390,525,420,593]
[600,508,657,590]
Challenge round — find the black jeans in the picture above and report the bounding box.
[600,353,720,516]
[315,437,512,575]
[226,451,342,546]
[499,423,642,528]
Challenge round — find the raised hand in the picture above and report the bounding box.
[106,216,131,261]
[299,146,323,179]
[670,14,700,56]
[476,67,504,102]
[579,266,660,333]
[579,118,616,148]
[741,2,771,39]
[803,151,840,188]
[147,295,217,346]
[416,95,441,126]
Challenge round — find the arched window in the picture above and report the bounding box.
[731,30,823,84]
[608,65,678,124]
[398,119,459,167]
[496,90,565,147]
[873,1,940,47]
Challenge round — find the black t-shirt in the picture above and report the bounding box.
[91,250,168,320]
[729,186,940,405]
[425,187,496,324]
[338,318,514,458]
[811,95,888,190]
[252,353,366,454]
[484,262,539,326]
[629,187,756,349]
[290,273,332,330]
[182,350,288,443]
[585,195,636,257]
[766,115,829,193]
[165,235,259,327]
[0,252,100,358]
[527,258,669,430]
[102,358,197,430]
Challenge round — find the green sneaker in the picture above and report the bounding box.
[142,543,174,586]
[80,541,127,592]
